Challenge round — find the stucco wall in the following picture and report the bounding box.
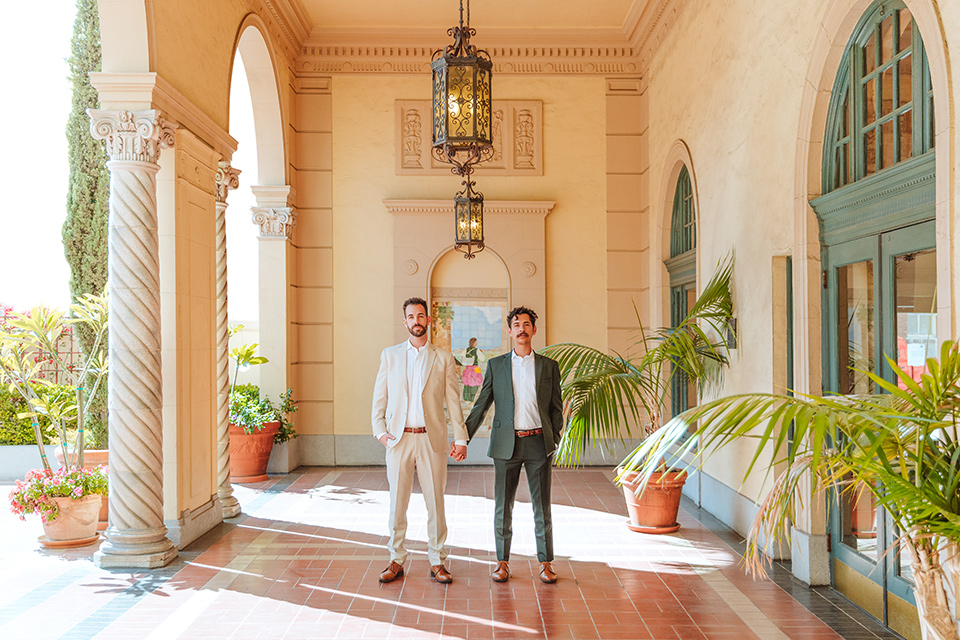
[328,74,607,441]
[645,0,822,503]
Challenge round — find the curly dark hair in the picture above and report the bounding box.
[507,306,538,328]
[402,297,428,316]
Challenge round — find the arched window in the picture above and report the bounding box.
[823,2,934,193]
[664,165,696,420]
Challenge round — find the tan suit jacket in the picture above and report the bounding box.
[372,341,468,452]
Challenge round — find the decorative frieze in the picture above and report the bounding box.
[88,109,176,164]
[396,100,542,176]
[298,43,639,76]
[432,287,508,300]
[252,207,297,239]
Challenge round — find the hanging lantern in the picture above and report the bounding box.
[431,0,493,174]
[454,179,484,259]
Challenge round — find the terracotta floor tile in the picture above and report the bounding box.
[0,469,901,640]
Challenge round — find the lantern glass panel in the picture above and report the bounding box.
[476,67,492,141]
[470,202,483,241]
[447,64,476,140]
[456,199,470,242]
[432,65,446,143]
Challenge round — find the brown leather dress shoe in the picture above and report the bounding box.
[539,561,557,583]
[379,561,404,583]
[492,560,510,582]
[430,564,453,584]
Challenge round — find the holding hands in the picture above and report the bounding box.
[449,442,467,462]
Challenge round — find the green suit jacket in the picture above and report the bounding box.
[465,351,564,460]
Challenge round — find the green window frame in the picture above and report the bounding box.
[664,164,697,421]
[670,166,695,257]
[823,0,934,194]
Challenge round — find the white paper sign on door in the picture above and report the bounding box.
[906,342,926,367]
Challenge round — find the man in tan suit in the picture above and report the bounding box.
[371,297,468,584]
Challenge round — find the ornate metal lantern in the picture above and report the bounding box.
[454,179,484,259]
[431,0,493,172]
[432,0,492,258]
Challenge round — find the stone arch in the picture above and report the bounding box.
[97,0,153,73]
[427,245,513,306]
[231,16,286,185]
[655,140,699,327]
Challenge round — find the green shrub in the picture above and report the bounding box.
[229,384,278,433]
[229,384,299,445]
[0,387,63,446]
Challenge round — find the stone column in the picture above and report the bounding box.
[250,186,300,473]
[89,109,178,569]
[215,162,242,519]
[250,185,296,404]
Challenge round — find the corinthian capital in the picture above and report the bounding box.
[215,162,242,204]
[87,109,176,163]
[252,207,297,240]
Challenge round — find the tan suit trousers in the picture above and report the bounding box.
[385,431,448,566]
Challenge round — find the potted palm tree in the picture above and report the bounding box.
[540,257,733,533]
[622,342,960,640]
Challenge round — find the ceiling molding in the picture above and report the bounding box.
[281,1,689,76]
[383,200,556,216]
[622,0,691,69]
[250,0,311,52]
[298,28,640,75]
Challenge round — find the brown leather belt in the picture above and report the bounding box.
[403,427,427,434]
[516,428,543,438]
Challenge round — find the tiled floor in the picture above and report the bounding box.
[0,467,904,640]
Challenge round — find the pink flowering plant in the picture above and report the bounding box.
[8,465,108,523]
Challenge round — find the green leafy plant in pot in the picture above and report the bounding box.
[540,257,734,533]
[228,325,298,483]
[1,295,109,545]
[621,342,960,640]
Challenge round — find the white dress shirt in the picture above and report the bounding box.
[511,350,542,431]
[405,340,427,428]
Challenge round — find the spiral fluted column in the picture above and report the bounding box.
[215,162,242,519]
[89,109,178,569]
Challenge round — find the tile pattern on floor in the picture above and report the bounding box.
[0,467,904,639]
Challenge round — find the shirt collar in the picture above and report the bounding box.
[511,349,535,363]
[407,340,428,353]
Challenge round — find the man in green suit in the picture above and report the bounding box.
[454,306,564,583]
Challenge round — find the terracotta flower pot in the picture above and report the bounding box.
[42,494,101,544]
[619,468,687,534]
[54,448,109,531]
[229,421,280,483]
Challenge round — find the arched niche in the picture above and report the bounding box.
[383,200,555,349]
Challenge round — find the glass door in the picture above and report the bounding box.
[823,220,936,624]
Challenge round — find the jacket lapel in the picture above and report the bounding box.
[534,352,544,404]
[419,343,437,398]
[398,343,409,404]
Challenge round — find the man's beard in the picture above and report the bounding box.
[408,323,426,336]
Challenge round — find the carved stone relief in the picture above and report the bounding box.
[395,100,542,176]
[401,108,423,169]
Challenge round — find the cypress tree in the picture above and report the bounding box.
[63,0,109,448]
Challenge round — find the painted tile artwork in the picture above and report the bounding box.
[431,299,509,434]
